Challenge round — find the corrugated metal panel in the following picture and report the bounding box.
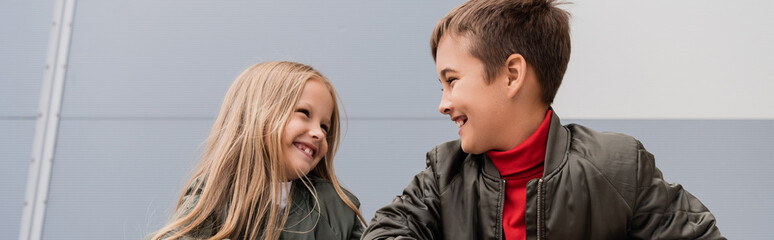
[59,0,458,120]
[0,0,52,117]
[335,119,459,222]
[42,119,210,239]
[0,120,37,238]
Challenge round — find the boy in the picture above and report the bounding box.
[362,0,724,239]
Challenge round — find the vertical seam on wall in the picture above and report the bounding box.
[18,0,76,239]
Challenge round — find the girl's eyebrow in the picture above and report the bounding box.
[322,113,332,125]
[295,101,310,108]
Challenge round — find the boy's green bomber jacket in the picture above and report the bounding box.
[363,111,724,240]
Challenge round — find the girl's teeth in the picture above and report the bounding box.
[295,143,314,156]
[456,120,464,128]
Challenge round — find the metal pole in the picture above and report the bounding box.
[19,0,76,239]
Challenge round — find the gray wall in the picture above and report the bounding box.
[1,0,54,238]
[2,0,772,239]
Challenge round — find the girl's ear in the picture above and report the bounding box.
[504,53,527,99]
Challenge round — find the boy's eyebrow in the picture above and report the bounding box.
[439,68,457,80]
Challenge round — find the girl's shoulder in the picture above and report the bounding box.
[284,176,363,240]
[299,175,360,208]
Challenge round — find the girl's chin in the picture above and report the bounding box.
[285,165,314,180]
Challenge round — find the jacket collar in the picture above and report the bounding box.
[480,109,569,179]
[542,110,569,178]
[288,175,322,214]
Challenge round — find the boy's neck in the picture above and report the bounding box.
[495,104,550,151]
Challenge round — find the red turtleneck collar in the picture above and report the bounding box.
[485,109,552,240]
[486,109,552,179]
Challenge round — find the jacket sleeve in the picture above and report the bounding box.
[628,141,725,240]
[146,183,217,240]
[349,214,364,240]
[346,191,364,240]
[361,158,443,240]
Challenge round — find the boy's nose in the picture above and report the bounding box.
[438,99,452,115]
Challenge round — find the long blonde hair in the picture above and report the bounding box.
[153,61,365,240]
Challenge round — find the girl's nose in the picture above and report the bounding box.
[309,126,324,139]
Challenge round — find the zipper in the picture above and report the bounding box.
[497,179,506,240]
[536,178,545,240]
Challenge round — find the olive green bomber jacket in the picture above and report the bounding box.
[362,111,724,240]
[148,175,363,240]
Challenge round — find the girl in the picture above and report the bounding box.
[151,61,366,240]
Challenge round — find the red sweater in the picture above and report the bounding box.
[486,110,552,240]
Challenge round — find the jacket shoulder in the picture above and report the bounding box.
[295,176,362,239]
[566,123,641,164]
[305,176,361,209]
[426,139,465,164]
[565,124,644,208]
[426,139,478,190]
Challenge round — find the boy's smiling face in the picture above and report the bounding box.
[436,34,511,154]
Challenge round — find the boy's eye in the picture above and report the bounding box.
[440,77,458,91]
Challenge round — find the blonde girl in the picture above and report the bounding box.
[151,61,365,239]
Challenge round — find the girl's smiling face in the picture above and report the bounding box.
[282,78,334,180]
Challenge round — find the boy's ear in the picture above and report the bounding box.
[505,53,527,99]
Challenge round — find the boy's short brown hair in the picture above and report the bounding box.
[431,0,571,104]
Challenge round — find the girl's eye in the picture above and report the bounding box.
[320,124,329,133]
[297,109,310,117]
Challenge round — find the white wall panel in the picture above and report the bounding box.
[555,1,774,119]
